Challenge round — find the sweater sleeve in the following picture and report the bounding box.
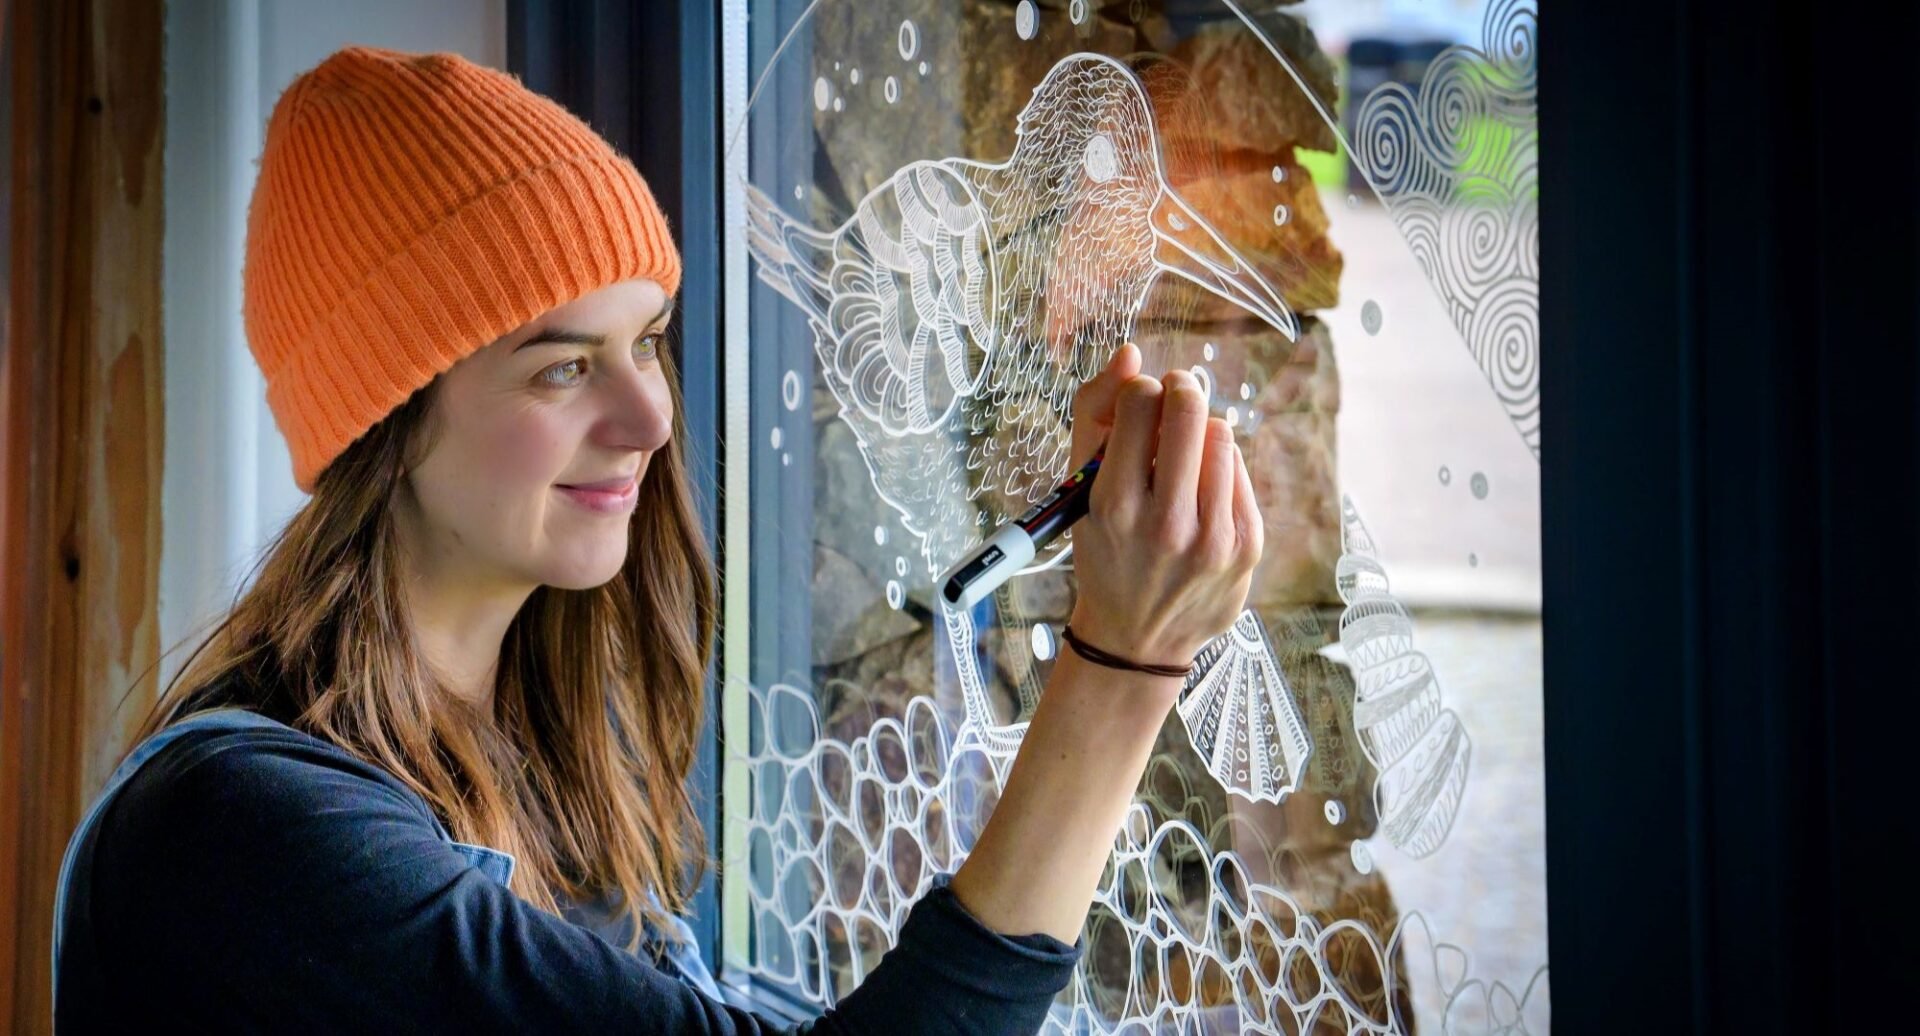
[88,728,1083,1034]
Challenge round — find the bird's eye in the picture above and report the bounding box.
[1082,133,1118,183]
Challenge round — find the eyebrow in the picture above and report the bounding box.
[514,300,676,352]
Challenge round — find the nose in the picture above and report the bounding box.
[598,362,674,454]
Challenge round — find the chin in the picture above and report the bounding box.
[540,549,630,591]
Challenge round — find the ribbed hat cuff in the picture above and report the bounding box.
[268,150,681,492]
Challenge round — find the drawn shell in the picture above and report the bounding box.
[1336,495,1472,858]
[1177,610,1313,805]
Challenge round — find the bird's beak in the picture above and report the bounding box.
[1149,188,1300,341]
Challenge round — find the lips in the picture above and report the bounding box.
[557,474,638,492]
[555,474,640,515]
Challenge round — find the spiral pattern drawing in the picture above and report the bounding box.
[1355,0,1541,457]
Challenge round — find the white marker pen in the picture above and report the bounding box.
[939,449,1104,611]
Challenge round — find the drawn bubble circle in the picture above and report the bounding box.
[769,427,783,450]
[1361,299,1384,336]
[1272,204,1290,226]
[812,77,830,111]
[886,580,905,610]
[1469,552,1480,568]
[1226,407,1240,428]
[874,525,888,546]
[848,67,861,85]
[833,61,841,71]
[780,452,791,467]
[1187,366,1213,399]
[1202,342,1216,362]
[832,97,843,113]
[1015,1,1037,39]
[791,184,803,202]
[1350,840,1374,874]
[1271,164,1288,183]
[1324,800,1346,825]
[1470,472,1490,499]
[1438,465,1452,486]
[1240,382,1253,400]
[895,557,909,577]
[917,60,929,76]
[781,369,802,410]
[884,76,899,103]
[897,20,919,60]
[1030,623,1056,661]
[1070,0,1088,24]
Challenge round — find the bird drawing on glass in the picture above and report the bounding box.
[745,52,1312,804]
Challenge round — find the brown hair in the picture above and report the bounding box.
[129,346,717,959]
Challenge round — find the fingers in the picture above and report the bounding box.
[1232,439,1264,564]
[1099,373,1163,516]
[1151,370,1210,515]
[1070,343,1141,471]
[1197,418,1236,557]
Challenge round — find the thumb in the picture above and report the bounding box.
[1070,343,1141,470]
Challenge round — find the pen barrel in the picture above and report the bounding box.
[1016,455,1100,549]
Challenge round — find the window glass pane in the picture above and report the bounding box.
[722,1,1544,1030]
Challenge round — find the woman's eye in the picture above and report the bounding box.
[635,333,661,360]
[541,358,587,387]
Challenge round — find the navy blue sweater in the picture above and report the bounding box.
[54,719,1083,1032]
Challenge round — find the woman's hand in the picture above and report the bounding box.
[1063,342,1264,670]
[947,343,1265,942]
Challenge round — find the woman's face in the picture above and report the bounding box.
[398,278,675,595]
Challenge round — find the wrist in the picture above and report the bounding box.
[1050,645,1185,704]
[1062,606,1197,673]
[1060,623,1195,678]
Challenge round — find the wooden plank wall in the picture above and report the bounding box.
[1,0,166,1028]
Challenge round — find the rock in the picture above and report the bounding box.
[813,626,945,745]
[1008,563,1076,621]
[1160,10,1339,155]
[812,418,939,610]
[1134,38,1344,320]
[1142,153,1343,319]
[1244,318,1341,609]
[811,542,921,667]
[1138,317,1341,608]
[959,0,1137,163]
[805,0,971,206]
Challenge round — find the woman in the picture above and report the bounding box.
[53,47,1261,1032]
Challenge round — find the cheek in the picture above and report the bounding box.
[418,409,571,543]
[456,402,576,491]
[473,408,573,487]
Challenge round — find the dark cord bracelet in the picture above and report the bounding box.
[1059,625,1194,678]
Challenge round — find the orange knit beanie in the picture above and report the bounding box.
[243,45,682,492]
